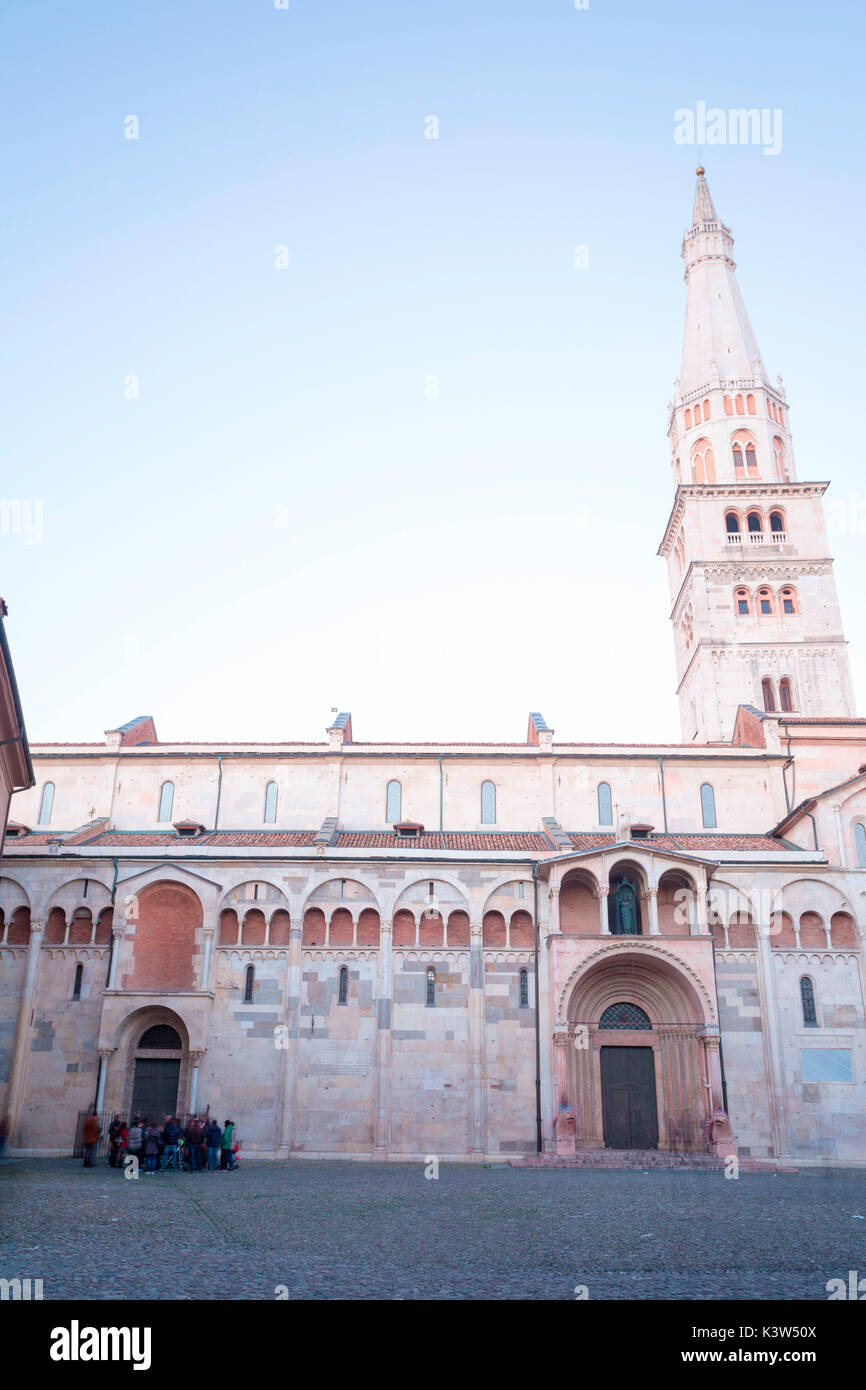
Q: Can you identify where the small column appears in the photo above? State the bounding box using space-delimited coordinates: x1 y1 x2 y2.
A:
200 927 216 992
96 1048 113 1112
548 885 561 935
700 1030 724 1113
372 919 394 1156
693 881 710 936
647 887 660 936
107 923 126 989
468 920 486 1158
553 1026 569 1107
189 1050 206 1114
6 919 44 1146
597 886 610 934
352 913 358 948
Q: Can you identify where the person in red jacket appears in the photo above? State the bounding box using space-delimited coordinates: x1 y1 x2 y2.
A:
82 1110 100 1168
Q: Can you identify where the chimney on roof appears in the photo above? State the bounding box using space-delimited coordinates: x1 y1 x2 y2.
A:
327 711 353 749
105 715 158 748
527 711 553 751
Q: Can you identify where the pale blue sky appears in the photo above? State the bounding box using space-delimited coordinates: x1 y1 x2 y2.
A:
2 0 864 744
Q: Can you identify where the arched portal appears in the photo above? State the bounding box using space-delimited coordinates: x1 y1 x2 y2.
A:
562 950 713 1153
109 1007 191 1123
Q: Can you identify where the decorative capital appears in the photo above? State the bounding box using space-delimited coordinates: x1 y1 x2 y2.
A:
380 918 393 935
549 886 560 899
203 926 215 939
189 1050 206 1066
30 918 44 935
98 1047 115 1063
597 886 610 899
111 922 127 938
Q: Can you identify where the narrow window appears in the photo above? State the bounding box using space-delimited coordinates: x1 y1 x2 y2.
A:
426 966 436 1007
597 782 613 826
338 965 348 1005
157 781 174 823
481 780 496 824
72 962 83 1001
685 407 692 429
745 445 758 475
762 677 776 712
725 512 740 534
702 398 710 420
746 394 756 415
519 969 529 1008
800 976 817 1028
779 677 793 712
747 511 763 533
340 880 347 898
732 444 744 476
253 883 259 900
781 588 796 615
855 823 866 868
517 881 525 899
700 783 717 829
386 780 402 823
264 781 278 823
735 588 750 616
758 588 773 615
244 964 254 1003
38 782 55 826
769 510 785 533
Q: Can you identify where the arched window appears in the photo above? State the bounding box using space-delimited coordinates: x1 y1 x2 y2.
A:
757 587 774 616
745 445 757 475
244 964 254 1003
735 587 751 616
480 780 496 824
264 781 278 823
725 511 741 534
800 976 817 1028
702 398 710 421
735 393 744 415
855 823 866 868
746 394 756 415
139 1025 181 1048
72 962 83 1000
597 782 613 826
724 395 733 415
762 677 776 712
599 1002 651 1030
519 968 529 1008
780 587 797 615
425 966 436 1007
157 781 174 823
684 407 692 429
746 511 763 534
779 677 794 712
769 509 785 533
691 438 715 483
700 783 717 829
338 965 348 1005
38 782 55 826
732 444 744 476
773 437 787 481
386 780 402 824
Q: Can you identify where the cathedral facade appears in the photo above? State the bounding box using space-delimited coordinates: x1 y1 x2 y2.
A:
2 172 865 1164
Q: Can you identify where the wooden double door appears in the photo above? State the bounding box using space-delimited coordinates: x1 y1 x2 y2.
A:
600 1046 659 1150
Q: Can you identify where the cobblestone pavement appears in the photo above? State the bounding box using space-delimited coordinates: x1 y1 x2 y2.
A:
2 1157 865 1300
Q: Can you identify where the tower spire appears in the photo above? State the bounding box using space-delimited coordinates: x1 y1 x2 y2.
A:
659 170 856 742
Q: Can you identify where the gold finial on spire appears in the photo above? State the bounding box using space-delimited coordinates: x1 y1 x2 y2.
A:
696 165 705 176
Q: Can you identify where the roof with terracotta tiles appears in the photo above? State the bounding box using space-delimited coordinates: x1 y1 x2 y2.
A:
567 831 790 853
333 831 554 850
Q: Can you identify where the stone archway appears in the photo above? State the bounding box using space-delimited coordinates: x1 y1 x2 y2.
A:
560 949 713 1153
105 1006 192 1122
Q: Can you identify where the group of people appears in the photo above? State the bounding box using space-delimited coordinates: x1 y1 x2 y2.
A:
82 1112 238 1172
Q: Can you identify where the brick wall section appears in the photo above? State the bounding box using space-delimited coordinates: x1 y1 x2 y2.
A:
123 882 202 991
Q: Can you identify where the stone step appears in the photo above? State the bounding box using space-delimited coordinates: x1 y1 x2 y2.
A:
513 1150 726 1171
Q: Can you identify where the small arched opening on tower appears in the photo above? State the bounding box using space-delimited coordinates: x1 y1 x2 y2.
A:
761 677 776 712
734 586 751 616
779 677 794 712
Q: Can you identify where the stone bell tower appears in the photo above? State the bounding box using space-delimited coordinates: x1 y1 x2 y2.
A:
658 168 856 742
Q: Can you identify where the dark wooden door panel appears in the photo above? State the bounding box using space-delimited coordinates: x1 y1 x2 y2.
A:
131 1058 180 1122
600 1046 658 1149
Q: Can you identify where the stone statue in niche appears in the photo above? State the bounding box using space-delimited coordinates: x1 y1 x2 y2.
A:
612 878 641 935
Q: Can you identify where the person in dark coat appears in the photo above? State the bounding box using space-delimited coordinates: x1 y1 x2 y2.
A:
186 1116 204 1171
205 1119 222 1171
143 1120 161 1174
108 1114 124 1167
161 1116 182 1170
